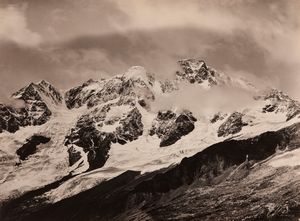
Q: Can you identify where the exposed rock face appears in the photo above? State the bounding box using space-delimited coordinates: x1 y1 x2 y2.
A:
12 81 59 126
0 101 50 134
158 59 221 94
65 106 143 170
65 79 105 109
177 59 218 86
24 101 51 126
286 103 300 121
218 112 248 137
150 110 197 147
0 104 22 133
259 89 300 121
115 108 143 143
67 146 82 166
34 80 63 105
210 112 227 123
65 115 114 170
16 135 51 161
160 80 178 93
159 59 254 95
0 81 62 133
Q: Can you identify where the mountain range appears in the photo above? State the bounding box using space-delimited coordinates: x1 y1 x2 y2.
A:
1 59 300 221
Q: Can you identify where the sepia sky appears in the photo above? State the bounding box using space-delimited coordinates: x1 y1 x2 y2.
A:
0 0 300 101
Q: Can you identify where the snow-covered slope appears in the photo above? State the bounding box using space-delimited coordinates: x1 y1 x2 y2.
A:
1 59 300 206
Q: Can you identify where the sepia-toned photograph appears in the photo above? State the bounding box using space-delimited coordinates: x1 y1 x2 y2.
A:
0 0 300 220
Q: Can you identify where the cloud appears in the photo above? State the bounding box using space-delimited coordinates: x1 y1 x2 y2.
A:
115 0 300 63
114 0 241 34
2 97 25 109
151 82 256 119
56 27 268 80
0 4 41 47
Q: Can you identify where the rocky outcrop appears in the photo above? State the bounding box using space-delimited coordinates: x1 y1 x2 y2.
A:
0 104 22 133
177 59 218 86
65 106 143 170
160 80 178 93
0 101 51 133
150 110 197 147
217 112 248 137
13 80 62 105
35 80 63 105
65 115 113 170
12 81 58 126
0 81 62 133
115 108 143 143
259 89 300 121
210 112 227 123
16 135 51 160
286 102 300 121
65 79 105 109
67 146 82 166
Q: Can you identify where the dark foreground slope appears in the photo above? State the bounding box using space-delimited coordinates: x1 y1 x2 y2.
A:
2 123 300 221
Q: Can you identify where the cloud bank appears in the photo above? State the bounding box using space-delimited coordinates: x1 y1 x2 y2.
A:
151 83 257 119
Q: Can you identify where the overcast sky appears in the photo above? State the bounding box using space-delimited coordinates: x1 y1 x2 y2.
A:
0 0 299 101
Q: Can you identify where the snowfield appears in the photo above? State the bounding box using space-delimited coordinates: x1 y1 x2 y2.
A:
0 107 84 201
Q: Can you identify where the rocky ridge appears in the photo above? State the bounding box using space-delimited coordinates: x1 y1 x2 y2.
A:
0 80 62 133
149 110 197 147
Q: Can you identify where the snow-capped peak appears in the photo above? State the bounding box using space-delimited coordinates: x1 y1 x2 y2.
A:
263 88 291 101
178 59 207 70
12 80 63 106
37 80 52 87
158 58 256 92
